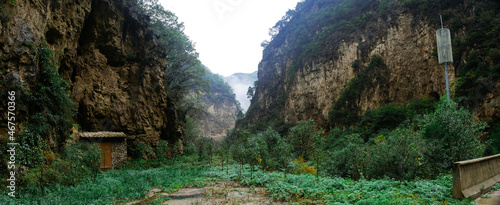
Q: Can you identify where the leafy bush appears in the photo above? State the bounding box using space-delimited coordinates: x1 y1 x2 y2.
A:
358 103 408 141
367 127 424 180
62 142 101 182
420 99 487 177
258 128 293 172
291 157 317 175
18 142 101 195
196 137 215 163
325 133 367 179
156 140 169 162
485 122 500 155
288 119 324 161
407 97 438 115
131 142 156 160
17 45 76 168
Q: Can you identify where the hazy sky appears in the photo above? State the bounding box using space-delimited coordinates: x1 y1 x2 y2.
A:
158 0 301 77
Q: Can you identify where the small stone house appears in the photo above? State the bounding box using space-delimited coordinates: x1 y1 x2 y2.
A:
77 132 127 169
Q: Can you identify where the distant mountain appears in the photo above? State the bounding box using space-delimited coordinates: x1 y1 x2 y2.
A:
224 71 258 112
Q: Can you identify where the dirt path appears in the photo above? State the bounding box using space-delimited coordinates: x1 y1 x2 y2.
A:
126 181 285 205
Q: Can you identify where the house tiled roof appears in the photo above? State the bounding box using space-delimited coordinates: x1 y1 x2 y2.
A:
77 131 126 138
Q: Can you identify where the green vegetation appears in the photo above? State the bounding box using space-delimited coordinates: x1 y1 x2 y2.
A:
485 122 500 155
448 0 500 111
132 0 208 105
1 166 210 204
206 165 476 204
0 45 104 199
234 98 486 181
202 69 238 108
2 162 485 204
326 98 486 180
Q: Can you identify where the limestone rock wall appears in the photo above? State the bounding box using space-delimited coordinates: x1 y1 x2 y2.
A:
284 14 450 128
246 4 499 129
197 92 239 141
0 0 182 150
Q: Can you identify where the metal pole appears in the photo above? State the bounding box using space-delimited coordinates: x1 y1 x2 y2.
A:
440 15 444 29
444 62 450 100
441 15 450 100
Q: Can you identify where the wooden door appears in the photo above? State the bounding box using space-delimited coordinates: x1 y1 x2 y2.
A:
99 143 112 168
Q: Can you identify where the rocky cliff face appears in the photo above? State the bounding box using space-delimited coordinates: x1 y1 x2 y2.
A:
245 0 500 129
197 92 239 140
0 0 182 149
194 71 240 140
283 14 448 128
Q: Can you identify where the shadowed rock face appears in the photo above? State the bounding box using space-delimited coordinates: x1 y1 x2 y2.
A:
0 0 182 150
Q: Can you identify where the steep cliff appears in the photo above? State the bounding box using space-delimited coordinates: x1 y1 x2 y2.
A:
0 0 191 152
243 0 500 130
196 71 239 140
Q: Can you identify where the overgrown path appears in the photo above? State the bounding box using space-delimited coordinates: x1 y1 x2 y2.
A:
126 181 283 205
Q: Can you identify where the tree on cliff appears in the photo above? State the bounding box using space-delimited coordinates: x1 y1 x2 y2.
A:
135 0 208 103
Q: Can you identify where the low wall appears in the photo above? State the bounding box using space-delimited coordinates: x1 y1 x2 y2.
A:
452 154 500 199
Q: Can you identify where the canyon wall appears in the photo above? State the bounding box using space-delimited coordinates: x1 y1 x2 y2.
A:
197 92 239 141
0 0 182 150
244 0 500 129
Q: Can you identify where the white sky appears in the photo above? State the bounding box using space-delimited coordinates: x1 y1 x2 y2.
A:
158 0 301 77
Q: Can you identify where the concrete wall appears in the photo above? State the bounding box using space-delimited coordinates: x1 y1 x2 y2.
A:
453 154 500 199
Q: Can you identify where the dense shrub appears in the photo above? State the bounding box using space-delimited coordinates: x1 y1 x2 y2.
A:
485 122 500 155
358 103 408 141
325 98 487 180
196 137 215 163
156 140 169 162
288 119 324 161
17 45 76 168
20 142 101 194
325 133 367 179
420 99 487 177
131 142 156 160
366 127 424 180
62 142 101 181
251 128 293 172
